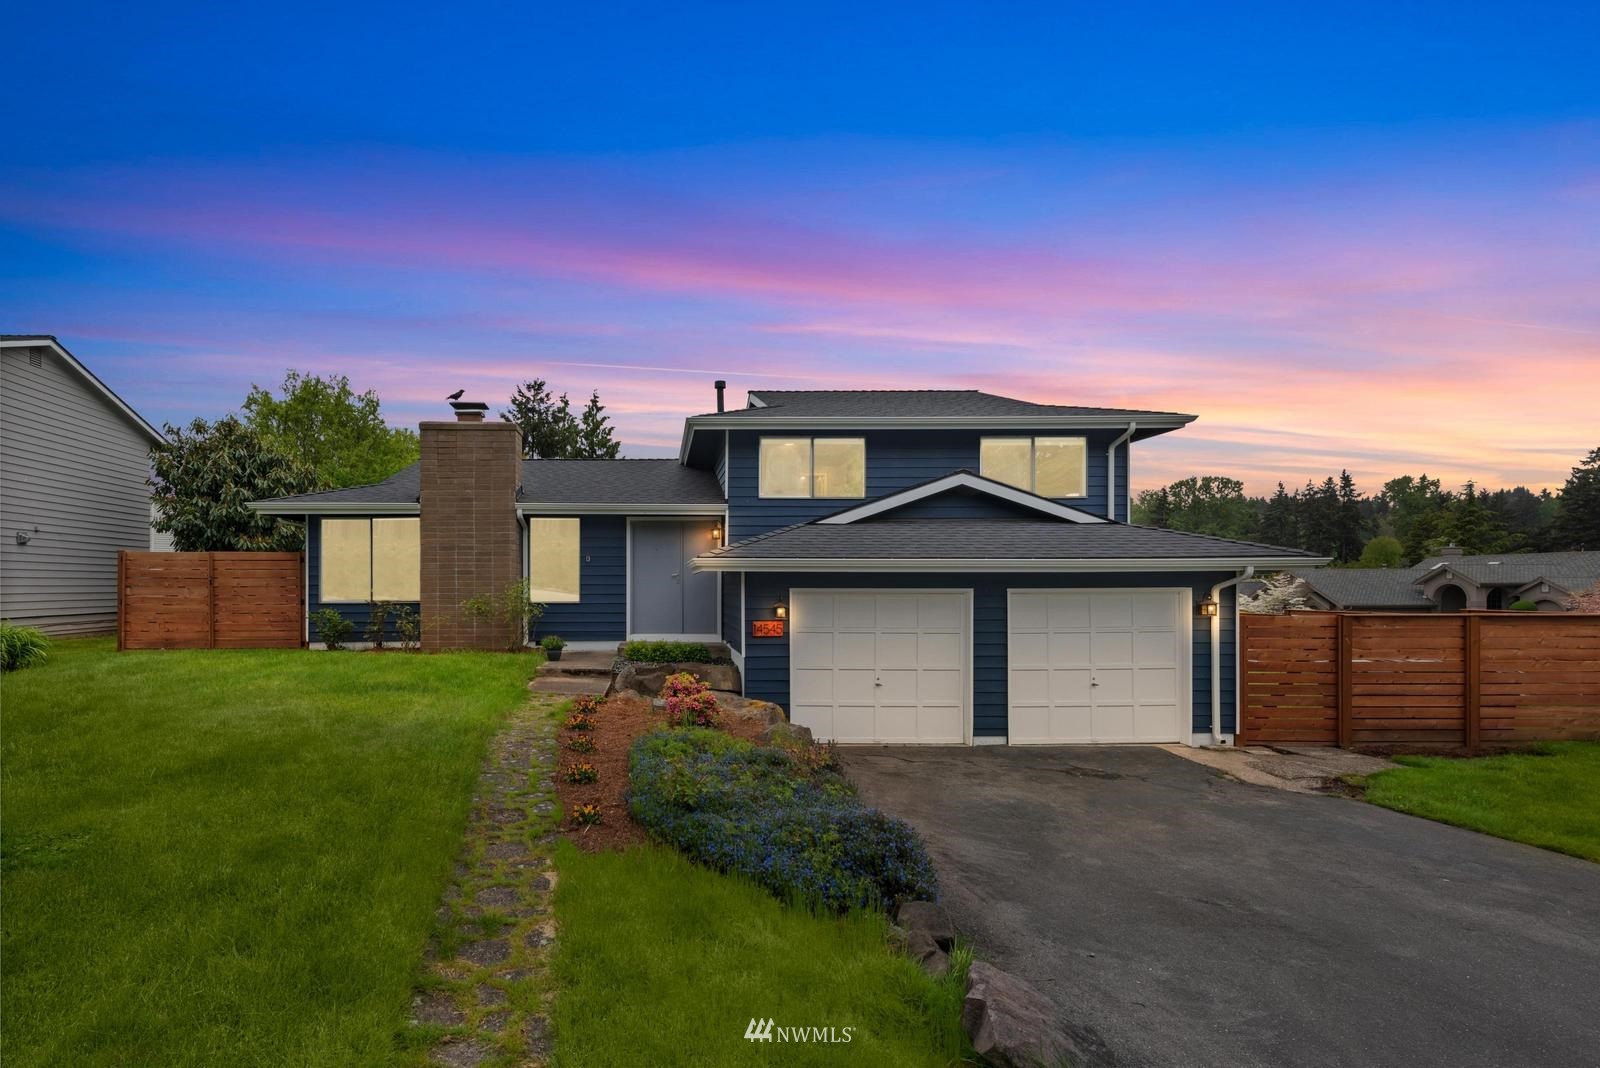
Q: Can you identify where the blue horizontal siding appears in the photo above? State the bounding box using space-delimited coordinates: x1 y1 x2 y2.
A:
721 571 743 653
306 517 420 643
727 429 1130 538
873 488 1050 520
532 515 626 643
741 570 1235 738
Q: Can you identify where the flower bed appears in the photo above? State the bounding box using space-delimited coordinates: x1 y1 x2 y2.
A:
628 727 938 912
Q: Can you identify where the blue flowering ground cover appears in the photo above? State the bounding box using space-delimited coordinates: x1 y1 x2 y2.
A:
628 727 938 912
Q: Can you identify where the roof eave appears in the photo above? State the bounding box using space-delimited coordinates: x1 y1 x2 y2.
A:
691 554 1331 573
2 337 166 444
248 501 419 515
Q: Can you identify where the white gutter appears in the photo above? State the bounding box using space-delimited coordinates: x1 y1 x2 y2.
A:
1209 566 1254 745
1106 421 1136 520
692 555 1327 573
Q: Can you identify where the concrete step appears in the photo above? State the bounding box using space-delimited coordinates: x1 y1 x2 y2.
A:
528 674 611 696
538 650 616 677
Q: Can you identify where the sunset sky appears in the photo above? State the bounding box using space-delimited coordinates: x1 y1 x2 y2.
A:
4 3 1597 496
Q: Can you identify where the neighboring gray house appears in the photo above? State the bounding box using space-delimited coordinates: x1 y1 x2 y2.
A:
0 336 165 634
1284 547 1600 613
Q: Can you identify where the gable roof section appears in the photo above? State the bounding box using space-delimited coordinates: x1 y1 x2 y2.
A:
679 388 1196 464
1290 567 1434 609
693 519 1326 572
816 471 1108 525
250 458 723 514
2 335 164 444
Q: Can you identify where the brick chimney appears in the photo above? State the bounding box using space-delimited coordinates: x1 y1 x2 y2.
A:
420 401 522 650
1439 544 1464 557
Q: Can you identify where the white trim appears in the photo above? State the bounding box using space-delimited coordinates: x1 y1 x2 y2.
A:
2 337 165 443
678 412 1193 463
1210 568 1254 745
816 471 1107 525
252 501 419 515
738 572 747 695
1006 587 1194 746
519 502 727 516
1191 732 1235 747
692 554 1332 573
788 587 975 746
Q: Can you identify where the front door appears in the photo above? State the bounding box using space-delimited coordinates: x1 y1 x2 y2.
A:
629 521 719 637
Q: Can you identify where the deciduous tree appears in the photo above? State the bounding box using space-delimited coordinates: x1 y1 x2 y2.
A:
243 370 418 488
150 416 317 551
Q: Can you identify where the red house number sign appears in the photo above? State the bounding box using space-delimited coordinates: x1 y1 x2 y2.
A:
751 619 785 638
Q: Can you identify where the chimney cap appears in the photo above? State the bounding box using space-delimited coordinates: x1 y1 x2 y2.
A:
449 399 490 422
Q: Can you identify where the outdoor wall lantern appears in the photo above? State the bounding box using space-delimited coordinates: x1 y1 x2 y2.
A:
711 520 723 544
1197 598 1219 618
773 599 788 620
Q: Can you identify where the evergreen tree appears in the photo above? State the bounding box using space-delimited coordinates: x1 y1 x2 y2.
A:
1255 482 1299 548
1553 446 1600 550
575 390 621 459
1334 470 1366 563
501 379 581 459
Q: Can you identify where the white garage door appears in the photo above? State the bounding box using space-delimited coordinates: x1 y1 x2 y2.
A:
790 590 969 743
1008 589 1188 744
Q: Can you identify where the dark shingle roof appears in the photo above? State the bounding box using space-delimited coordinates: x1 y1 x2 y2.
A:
1412 551 1600 592
697 389 1193 421
1289 567 1434 609
254 459 722 509
702 519 1322 563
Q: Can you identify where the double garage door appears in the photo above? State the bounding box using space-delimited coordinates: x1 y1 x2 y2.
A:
788 588 1190 745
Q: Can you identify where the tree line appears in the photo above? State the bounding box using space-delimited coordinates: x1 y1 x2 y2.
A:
1132 446 1600 566
150 374 620 552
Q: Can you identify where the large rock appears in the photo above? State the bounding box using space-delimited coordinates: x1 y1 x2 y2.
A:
615 660 740 697
905 928 950 978
760 720 813 746
714 691 786 725
895 900 955 951
962 961 1112 1067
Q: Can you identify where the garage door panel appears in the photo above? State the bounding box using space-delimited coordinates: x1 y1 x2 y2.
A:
1009 589 1186 744
789 590 969 744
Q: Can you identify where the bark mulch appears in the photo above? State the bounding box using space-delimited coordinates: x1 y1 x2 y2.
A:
552 694 768 852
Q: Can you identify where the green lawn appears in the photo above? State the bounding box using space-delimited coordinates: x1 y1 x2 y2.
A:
0 638 537 1068
549 842 972 1066
1361 742 1600 862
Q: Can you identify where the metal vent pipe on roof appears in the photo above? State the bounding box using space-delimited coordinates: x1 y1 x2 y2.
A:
714 380 726 412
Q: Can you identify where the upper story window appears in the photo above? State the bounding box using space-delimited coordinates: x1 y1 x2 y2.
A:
759 437 865 499
320 517 421 602
980 437 1087 498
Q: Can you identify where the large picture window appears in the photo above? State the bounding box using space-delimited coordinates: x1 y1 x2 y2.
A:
528 518 581 603
980 436 1087 498
758 437 865 499
319 517 420 602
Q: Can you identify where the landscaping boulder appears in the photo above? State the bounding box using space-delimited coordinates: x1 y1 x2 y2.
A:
895 900 955 951
759 720 813 746
713 691 786 726
962 961 1110 1068
905 928 950 978
615 660 740 697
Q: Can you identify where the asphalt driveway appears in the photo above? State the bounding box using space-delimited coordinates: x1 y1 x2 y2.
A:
842 746 1600 1068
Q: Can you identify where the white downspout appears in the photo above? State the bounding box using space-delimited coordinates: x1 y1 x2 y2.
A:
1209 566 1254 745
1107 421 1136 520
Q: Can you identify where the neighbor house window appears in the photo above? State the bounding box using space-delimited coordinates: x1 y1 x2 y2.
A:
980 436 1087 497
759 437 865 498
320 517 420 602
528 518 581 603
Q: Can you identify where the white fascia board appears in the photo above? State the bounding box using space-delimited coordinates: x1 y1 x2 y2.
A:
248 501 419 515
517 503 727 516
4 337 166 444
677 412 1194 463
691 554 1333 573
816 472 1107 525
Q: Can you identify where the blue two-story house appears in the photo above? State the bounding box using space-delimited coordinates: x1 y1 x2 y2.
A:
252 386 1326 747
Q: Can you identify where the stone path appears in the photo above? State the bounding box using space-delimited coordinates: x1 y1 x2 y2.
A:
412 695 565 1067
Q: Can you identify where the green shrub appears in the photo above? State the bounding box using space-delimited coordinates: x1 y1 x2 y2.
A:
461 579 545 652
0 620 49 672
309 608 354 650
364 601 394 648
540 634 567 651
621 640 714 663
1509 599 1538 611
393 605 421 650
629 727 937 912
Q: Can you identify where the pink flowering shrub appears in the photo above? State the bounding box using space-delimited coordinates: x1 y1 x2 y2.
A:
662 671 721 729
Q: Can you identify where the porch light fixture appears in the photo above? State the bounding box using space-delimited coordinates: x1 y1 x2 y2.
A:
711 520 723 544
773 599 788 620
1197 597 1219 618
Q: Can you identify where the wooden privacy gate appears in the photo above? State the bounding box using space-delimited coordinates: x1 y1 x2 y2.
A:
118 551 304 650
1239 612 1600 748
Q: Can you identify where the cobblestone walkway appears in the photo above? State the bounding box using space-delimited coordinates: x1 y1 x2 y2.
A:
411 695 564 1068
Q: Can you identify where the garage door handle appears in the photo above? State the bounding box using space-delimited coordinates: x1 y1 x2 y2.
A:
875 679 883 686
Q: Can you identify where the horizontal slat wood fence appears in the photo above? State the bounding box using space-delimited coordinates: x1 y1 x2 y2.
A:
118 552 303 650
1240 612 1600 747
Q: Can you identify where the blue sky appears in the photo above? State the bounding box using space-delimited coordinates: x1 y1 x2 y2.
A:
5 2 1598 490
